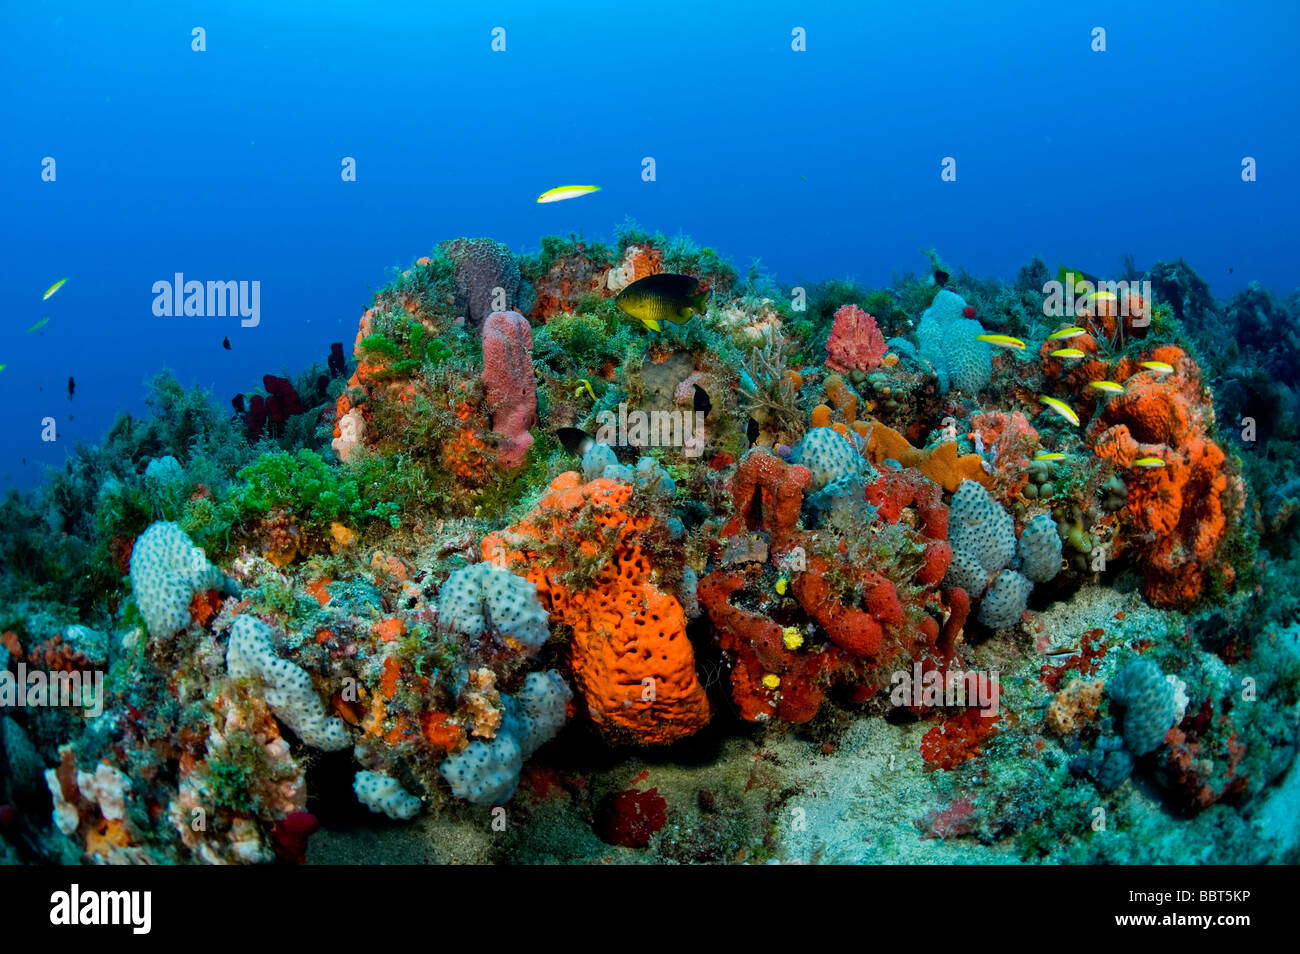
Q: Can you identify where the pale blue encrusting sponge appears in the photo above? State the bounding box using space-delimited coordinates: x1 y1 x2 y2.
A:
916 289 992 394
129 521 225 640
1108 660 1188 756
791 426 865 493
944 481 1062 628
440 670 572 804
437 561 550 652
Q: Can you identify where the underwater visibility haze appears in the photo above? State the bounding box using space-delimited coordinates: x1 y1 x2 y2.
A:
1 0 1299 870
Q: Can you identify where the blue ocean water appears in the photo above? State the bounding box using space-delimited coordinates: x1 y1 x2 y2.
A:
1 0 1296 489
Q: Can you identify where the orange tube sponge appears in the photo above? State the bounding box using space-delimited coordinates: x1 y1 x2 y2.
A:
720 450 812 554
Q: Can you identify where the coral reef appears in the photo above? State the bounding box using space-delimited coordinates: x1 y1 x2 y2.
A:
1 232 1295 867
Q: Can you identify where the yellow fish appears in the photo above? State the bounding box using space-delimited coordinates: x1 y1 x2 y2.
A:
976 333 1026 350
1088 380 1125 394
573 379 596 400
42 278 68 300
1050 348 1085 359
1047 327 1086 340
1034 451 1066 461
615 273 710 331
536 185 601 203
1133 456 1166 468
775 577 789 596
1141 360 1174 375
1039 396 1080 426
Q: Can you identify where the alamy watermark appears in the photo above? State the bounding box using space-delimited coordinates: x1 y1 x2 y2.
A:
890 664 1000 716
1043 273 1151 326
152 274 260 327
594 402 706 458
0 664 104 717
50 884 151 934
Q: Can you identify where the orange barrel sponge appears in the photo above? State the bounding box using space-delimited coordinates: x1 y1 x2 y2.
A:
482 472 710 745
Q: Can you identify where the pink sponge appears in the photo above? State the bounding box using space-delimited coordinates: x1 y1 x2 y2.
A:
481 310 537 469
825 304 886 372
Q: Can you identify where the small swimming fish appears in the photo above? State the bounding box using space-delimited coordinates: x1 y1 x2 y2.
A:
1033 452 1067 461
537 185 601 204
556 426 594 456
747 416 760 446
1049 348 1085 359
1047 326 1086 341
1140 360 1174 375
1133 456 1167 468
573 379 595 400
615 273 711 331
26 318 49 333
0 364 6 372
693 384 711 418
222 336 231 350
1088 380 1125 394
1039 396 1080 426
67 376 75 398
42 278 68 300
1091 290 1118 302
932 268 950 287
1044 647 1080 660
976 333 1026 350
1056 264 1101 293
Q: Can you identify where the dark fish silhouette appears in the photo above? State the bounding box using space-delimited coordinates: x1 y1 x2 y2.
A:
933 269 950 287
223 336 231 350
746 416 759 446
67 376 75 398
693 384 711 418
557 426 594 456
